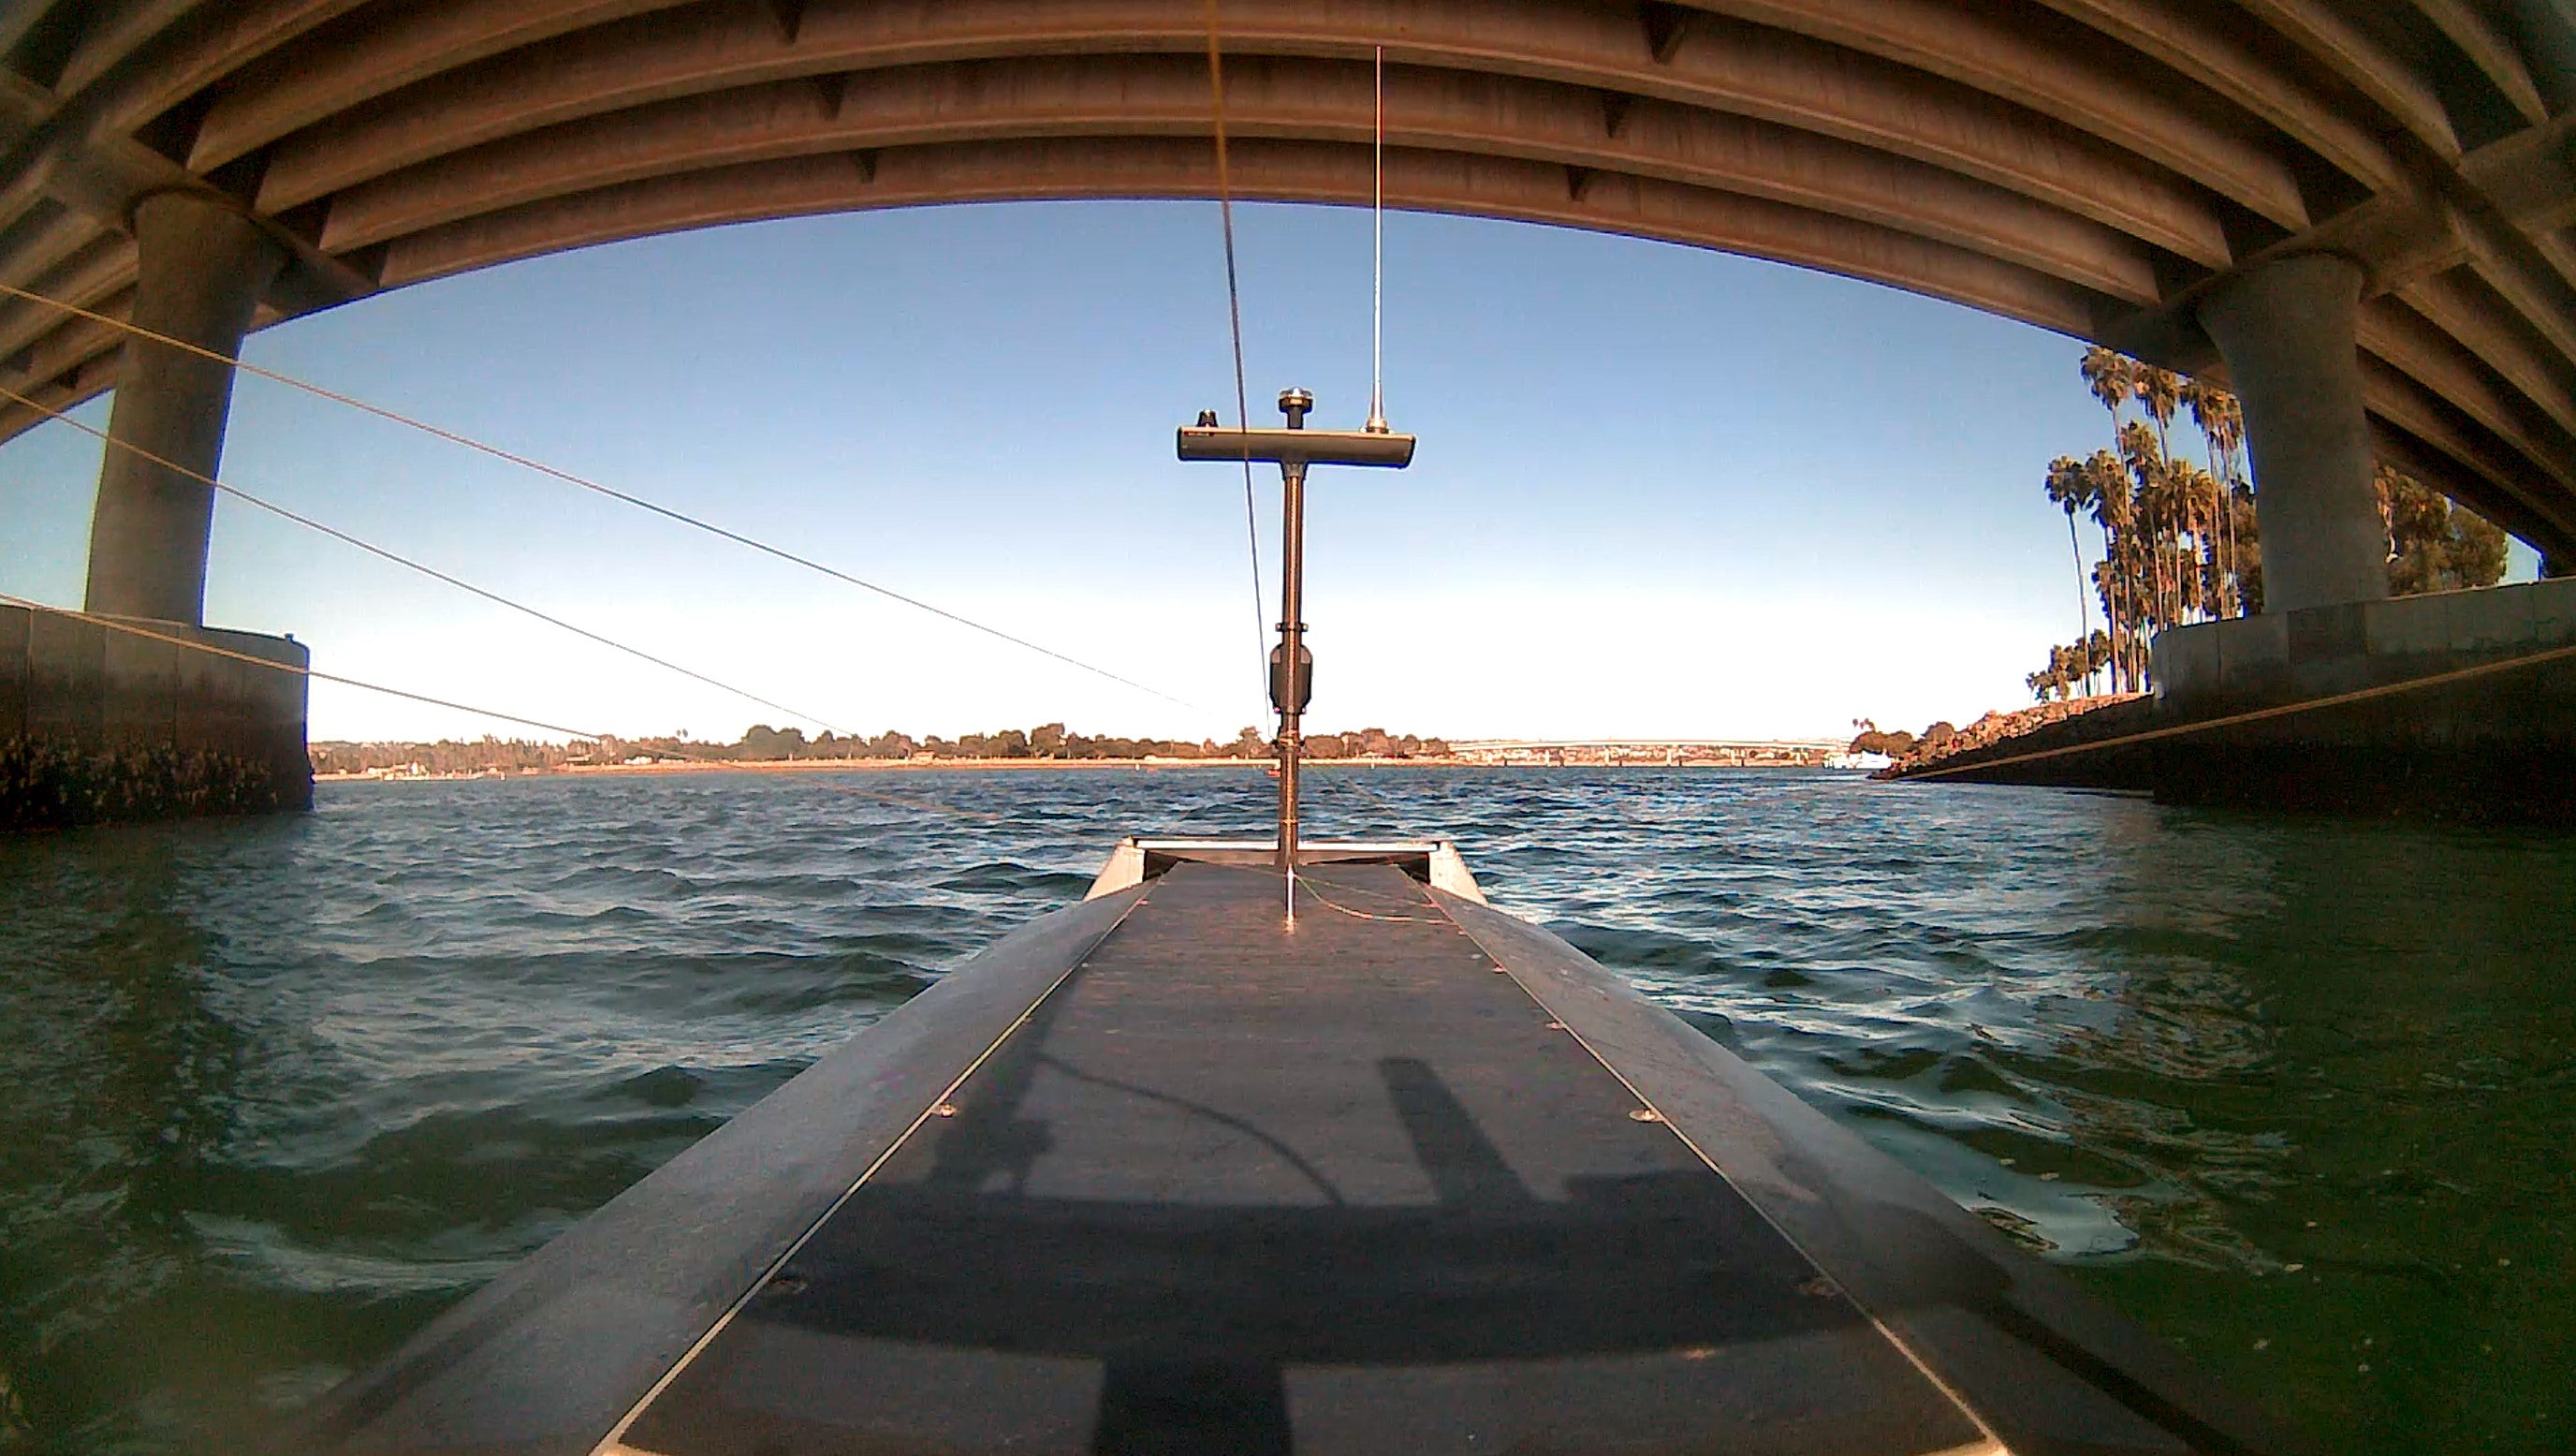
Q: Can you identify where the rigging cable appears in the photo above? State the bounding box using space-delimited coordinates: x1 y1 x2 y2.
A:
3 383 847 738
0 592 1005 821
1288 868 1441 924
1317 759 1413 833
1 590 627 742
1201 0 1268 710
0 280 1205 715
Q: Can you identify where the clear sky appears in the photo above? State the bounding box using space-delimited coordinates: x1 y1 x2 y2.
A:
0 200 2538 745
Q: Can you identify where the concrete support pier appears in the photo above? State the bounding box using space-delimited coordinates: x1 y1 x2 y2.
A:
1894 579 2576 823
2 603 311 821
82 192 285 625
4 193 309 828
1898 254 2576 818
2197 253 2390 615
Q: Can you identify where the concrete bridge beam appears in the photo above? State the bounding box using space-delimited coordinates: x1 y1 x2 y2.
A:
81 190 283 625
2197 252 2391 615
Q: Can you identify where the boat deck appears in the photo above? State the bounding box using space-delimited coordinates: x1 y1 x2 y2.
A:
612 860 1996 1456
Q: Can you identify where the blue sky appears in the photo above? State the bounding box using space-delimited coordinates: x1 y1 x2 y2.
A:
0 200 2532 744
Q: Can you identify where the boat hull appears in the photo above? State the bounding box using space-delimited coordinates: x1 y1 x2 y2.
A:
304 852 2288 1456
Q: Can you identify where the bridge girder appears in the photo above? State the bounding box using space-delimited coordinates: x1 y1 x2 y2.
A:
1 0 2573 557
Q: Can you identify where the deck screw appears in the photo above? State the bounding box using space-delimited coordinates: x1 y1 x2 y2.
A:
1629 1108 1662 1123
1545 1021 1567 1030
931 1103 959 1118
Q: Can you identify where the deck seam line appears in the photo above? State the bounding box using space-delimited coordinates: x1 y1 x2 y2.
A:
1436 893 2012 1456
585 883 1158 1456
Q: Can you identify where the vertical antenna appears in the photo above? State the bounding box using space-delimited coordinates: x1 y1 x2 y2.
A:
1368 43 1388 434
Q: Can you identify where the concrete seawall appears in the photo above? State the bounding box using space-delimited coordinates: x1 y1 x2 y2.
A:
1895 578 2576 822
1 604 311 817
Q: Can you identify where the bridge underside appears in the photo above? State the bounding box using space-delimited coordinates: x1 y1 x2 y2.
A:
3 0 2575 566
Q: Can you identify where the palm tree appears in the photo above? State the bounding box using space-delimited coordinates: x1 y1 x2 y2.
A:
2136 366 2183 448
2055 351 2271 689
2081 346 2136 427
2081 630 2112 692
2220 395 2247 603
2119 418 2173 635
2078 347 2137 681
2180 381 2246 616
2175 461 2224 619
2091 559 2132 690
2043 455 2097 669
2136 368 2192 625
2028 646 2070 703
2084 449 2134 689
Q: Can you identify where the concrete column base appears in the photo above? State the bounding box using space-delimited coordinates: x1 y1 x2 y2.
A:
2152 576 2576 711
1 603 311 823
1891 581 2576 822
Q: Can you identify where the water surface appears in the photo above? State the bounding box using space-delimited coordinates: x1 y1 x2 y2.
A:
1 769 2567 1452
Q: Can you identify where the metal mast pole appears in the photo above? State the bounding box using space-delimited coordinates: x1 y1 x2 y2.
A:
1275 388 1312 922
1177 397 1412 926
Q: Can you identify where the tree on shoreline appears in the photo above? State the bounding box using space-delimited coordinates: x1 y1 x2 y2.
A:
2378 464 2508 596
2043 455 2094 660
2030 351 2510 701
311 721 1459 773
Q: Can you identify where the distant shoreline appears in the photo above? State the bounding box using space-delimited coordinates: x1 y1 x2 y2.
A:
321 757 1408 782
315 757 1854 783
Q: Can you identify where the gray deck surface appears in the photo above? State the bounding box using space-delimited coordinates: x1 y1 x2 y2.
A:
616 861 1992 1455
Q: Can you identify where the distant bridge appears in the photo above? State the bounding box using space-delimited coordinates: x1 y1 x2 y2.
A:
1444 738 1849 765
1447 739 1846 751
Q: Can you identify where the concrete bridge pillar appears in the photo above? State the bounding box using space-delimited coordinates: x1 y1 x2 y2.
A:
2195 253 2389 615
82 192 285 625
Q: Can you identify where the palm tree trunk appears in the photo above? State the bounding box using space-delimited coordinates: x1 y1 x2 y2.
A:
2112 553 2131 692
2223 440 2244 616
2186 479 2205 624
2067 514 2091 648
2202 500 2218 622
2100 554 2119 693
2117 557 2132 693
2149 416 2176 637
2149 530 2164 640
2216 403 2237 617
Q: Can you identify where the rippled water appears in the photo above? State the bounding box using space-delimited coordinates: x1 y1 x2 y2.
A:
1 768 2569 1453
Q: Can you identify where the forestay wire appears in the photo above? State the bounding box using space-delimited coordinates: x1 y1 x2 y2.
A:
3 382 849 738
0 590 631 743
0 280 1203 716
0 591 1006 822
1201 1 1268 713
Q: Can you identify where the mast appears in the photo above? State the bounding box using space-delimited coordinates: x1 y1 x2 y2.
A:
1178 397 1414 922
1275 387 1312 913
